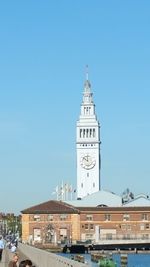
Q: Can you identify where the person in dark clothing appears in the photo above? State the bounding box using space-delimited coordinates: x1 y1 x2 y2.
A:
0 236 4 261
19 259 33 267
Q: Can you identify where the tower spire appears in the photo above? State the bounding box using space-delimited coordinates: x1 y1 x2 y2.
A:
84 65 91 93
86 64 89 81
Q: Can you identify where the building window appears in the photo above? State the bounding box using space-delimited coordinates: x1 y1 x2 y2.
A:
142 213 148 221
145 223 150 229
140 224 145 230
86 215 93 221
33 215 40 222
47 214 53 221
85 224 88 230
87 173 89 177
90 224 94 230
93 183 95 188
33 228 41 242
123 214 130 221
60 228 67 237
60 214 67 221
105 214 111 221
81 183 83 188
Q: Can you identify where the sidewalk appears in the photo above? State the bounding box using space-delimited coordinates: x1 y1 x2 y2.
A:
0 249 9 267
0 248 32 267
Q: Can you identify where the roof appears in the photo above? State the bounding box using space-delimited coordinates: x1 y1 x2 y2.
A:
123 194 150 207
65 190 122 207
21 200 80 214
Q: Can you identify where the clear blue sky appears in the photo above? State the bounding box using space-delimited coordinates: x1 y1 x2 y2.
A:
0 1 150 214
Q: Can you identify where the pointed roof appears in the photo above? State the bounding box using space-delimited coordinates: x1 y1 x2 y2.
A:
21 200 80 214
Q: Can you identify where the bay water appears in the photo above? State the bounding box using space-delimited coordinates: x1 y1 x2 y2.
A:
59 252 150 267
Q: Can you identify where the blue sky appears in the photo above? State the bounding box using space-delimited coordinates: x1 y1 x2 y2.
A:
0 1 150 214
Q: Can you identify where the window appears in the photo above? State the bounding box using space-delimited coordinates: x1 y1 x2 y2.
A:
33 228 41 242
123 214 130 221
90 129 92 137
140 224 144 230
60 214 67 221
60 228 67 237
105 214 111 221
86 215 93 221
142 213 148 221
33 215 40 222
85 224 88 230
145 223 150 229
90 224 94 230
80 129 82 138
93 183 95 188
47 214 53 221
81 183 83 188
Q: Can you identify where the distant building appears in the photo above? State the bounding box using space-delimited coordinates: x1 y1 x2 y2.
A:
21 195 150 244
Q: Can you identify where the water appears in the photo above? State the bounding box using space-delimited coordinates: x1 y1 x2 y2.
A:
58 252 150 267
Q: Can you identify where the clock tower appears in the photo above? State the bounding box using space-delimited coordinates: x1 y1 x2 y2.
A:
76 71 101 198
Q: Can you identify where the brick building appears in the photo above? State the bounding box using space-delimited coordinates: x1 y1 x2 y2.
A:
21 191 150 244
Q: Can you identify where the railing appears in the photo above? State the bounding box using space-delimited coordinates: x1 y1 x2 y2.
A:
18 243 88 267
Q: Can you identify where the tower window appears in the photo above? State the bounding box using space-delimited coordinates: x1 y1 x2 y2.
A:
83 129 85 138
80 129 82 138
81 183 83 188
86 129 88 137
87 173 89 177
90 129 92 137
93 183 95 187
93 128 96 137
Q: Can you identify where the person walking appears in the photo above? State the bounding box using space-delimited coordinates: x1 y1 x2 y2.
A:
8 253 19 267
0 236 4 261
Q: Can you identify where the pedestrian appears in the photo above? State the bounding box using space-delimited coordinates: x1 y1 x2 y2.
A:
8 253 19 267
19 259 33 267
10 243 17 253
0 236 4 261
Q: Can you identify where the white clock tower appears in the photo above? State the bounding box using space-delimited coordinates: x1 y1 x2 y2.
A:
76 72 101 198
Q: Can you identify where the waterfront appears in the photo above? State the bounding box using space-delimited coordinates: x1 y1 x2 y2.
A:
59 252 150 267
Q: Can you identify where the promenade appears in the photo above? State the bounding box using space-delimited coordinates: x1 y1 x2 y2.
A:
0 243 88 267
0 247 29 267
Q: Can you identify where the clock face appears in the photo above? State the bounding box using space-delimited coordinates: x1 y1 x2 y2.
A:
80 154 96 169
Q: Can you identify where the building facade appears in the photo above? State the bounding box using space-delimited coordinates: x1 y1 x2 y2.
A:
21 200 150 245
76 73 101 198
